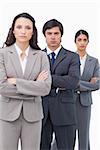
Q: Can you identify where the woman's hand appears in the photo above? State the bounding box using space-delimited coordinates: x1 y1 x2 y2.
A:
7 78 16 85
36 70 48 81
90 77 99 84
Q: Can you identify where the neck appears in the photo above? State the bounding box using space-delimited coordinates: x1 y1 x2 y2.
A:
77 50 86 58
48 45 60 51
16 41 29 51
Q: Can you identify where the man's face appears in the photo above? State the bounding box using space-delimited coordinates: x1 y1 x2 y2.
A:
44 27 62 50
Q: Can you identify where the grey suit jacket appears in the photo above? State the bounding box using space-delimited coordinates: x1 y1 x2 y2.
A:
79 54 100 106
0 45 51 122
42 47 80 126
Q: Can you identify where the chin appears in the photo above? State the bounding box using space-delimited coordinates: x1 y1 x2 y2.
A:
19 40 28 43
79 48 85 51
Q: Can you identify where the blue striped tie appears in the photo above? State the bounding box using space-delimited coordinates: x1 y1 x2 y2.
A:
51 52 55 65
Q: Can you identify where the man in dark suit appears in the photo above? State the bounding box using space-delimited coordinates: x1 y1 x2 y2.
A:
40 19 80 150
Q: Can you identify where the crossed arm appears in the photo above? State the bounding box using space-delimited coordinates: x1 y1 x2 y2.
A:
79 59 100 91
0 50 51 99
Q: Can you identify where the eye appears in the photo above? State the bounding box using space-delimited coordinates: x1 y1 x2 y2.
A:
77 38 82 42
16 25 22 29
25 26 32 30
83 39 87 42
47 32 52 35
54 32 59 35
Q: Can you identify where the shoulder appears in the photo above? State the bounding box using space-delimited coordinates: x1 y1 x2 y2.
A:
0 45 13 54
37 49 47 56
31 48 48 58
0 47 7 53
62 47 79 58
87 54 99 63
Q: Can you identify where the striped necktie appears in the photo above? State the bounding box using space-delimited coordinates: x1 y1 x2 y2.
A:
51 52 55 65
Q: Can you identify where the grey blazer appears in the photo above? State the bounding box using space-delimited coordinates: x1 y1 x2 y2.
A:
79 54 100 106
42 47 80 125
0 45 51 122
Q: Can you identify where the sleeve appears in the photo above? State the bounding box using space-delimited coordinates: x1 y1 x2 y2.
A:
79 59 100 91
0 50 35 100
16 52 51 96
52 54 80 90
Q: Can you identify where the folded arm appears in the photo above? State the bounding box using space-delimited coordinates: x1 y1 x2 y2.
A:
0 50 51 99
9 52 51 96
79 59 100 91
52 54 80 90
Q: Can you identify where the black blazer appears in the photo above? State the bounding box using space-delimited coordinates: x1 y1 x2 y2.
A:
42 47 80 126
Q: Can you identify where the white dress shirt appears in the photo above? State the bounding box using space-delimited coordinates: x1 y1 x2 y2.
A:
14 43 29 74
46 45 62 93
80 54 87 76
46 45 62 59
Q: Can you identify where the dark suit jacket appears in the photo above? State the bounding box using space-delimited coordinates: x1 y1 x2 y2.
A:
42 47 80 126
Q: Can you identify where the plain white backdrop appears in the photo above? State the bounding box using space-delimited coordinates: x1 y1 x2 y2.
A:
0 0 100 150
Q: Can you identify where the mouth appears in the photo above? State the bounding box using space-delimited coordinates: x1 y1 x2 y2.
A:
80 46 85 48
50 41 56 44
19 36 27 38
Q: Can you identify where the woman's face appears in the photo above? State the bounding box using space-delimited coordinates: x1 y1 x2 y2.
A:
13 17 33 44
75 34 89 51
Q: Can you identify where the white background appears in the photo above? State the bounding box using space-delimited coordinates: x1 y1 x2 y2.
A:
0 0 100 150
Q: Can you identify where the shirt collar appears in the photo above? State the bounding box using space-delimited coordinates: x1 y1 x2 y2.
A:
80 53 87 61
46 45 62 57
76 51 87 60
14 43 30 57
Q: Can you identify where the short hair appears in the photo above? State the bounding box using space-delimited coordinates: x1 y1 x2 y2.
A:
4 12 40 49
42 19 64 37
74 29 89 43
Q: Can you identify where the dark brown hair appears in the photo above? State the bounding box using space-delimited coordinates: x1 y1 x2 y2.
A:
3 12 40 50
74 29 89 43
42 19 64 37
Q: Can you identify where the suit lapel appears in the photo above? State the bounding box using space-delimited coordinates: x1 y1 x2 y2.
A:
23 47 38 79
52 47 67 72
8 45 23 78
43 47 67 73
81 55 92 79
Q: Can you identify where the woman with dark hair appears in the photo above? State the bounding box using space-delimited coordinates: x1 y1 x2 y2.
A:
0 12 51 150
4 12 40 49
74 29 99 150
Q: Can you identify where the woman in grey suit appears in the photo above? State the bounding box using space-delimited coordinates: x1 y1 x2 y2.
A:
74 30 100 150
0 13 51 150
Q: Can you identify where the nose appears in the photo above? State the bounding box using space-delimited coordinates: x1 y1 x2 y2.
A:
51 34 55 39
21 28 26 34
